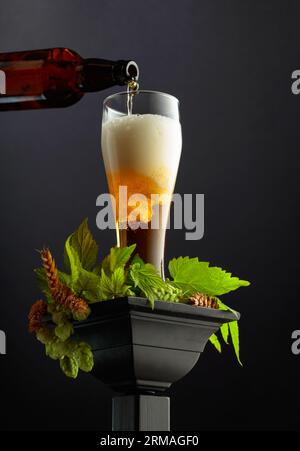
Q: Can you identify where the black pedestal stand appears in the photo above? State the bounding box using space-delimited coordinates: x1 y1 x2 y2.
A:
74 297 238 432
112 395 170 431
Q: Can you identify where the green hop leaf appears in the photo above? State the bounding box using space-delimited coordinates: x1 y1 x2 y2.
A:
209 333 222 353
99 267 132 300
82 289 99 303
169 256 250 296
217 299 240 319
211 299 241 364
58 270 72 289
101 244 136 275
220 323 229 344
73 267 101 301
129 263 166 308
64 218 98 271
229 320 242 366
131 254 144 267
64 235 81 287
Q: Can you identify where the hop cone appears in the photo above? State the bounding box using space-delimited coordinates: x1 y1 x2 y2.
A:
40 248 90 320
28 299 47 333
152 284 183 302
188 292 218 309
60 355 79 379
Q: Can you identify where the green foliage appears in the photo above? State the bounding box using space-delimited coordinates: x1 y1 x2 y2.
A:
55 322 74 342
63 220 101 301
209 334 222 353
101 244 136 275
45 339 67 360
73 268 100 299
35 267 73 302
99 267 133 300
33 218 250 378
59 341 93 378
60 355 79 379
129 263 166 308
229 320 242 365
169 256 250 296
72 305 91 322
73 342 94 373
58 270 72 289
51 309 69 325
220 323 229 344
34 268 53 303
217 298 240 319
41 325 94 378
61 220 136 303
36 327 54 345
131 254 144 267
64 218 98 271
64 234 81 287
150 283 184 302
209 300 242 365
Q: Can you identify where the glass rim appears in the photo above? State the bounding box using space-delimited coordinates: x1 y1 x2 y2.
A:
103 89 180 107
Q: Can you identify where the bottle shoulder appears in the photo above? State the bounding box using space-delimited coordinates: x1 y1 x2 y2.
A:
0 47 82 63
49 48 82 63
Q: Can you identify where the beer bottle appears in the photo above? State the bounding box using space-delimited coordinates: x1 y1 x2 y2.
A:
0 47 139 111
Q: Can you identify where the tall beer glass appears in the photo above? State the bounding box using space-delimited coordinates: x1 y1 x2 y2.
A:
101 91 182 277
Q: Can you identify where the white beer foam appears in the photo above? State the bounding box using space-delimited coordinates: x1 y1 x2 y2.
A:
102 114 182 190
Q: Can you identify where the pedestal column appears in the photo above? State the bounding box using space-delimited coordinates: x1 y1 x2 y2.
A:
112 395 170 431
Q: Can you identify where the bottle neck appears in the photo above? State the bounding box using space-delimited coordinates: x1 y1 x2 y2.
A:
79 58 139 92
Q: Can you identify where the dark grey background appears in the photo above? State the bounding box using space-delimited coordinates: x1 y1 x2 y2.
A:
0 0 299 431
